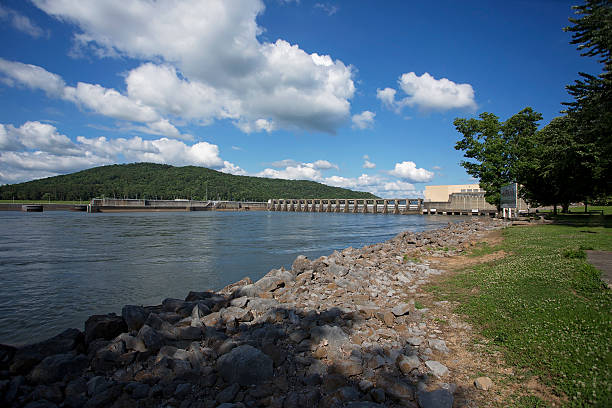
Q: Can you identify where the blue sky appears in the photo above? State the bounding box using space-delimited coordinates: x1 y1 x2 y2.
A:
0 0 600 197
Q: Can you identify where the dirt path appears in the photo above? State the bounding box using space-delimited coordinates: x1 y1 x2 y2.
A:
418 229 563 407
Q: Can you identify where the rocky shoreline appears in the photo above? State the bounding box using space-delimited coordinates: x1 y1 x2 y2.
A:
0 218 507 408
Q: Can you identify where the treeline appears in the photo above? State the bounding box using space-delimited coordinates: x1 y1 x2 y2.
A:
0 163 378 202
454 0 611 212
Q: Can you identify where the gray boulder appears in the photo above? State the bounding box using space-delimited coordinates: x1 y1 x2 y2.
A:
121 305 148 331
391 303 411 317
254 276 284 292
310 325 349 356
235 284 263 298
417 389 454 408
84 314 127 345
245 298 279 315
9 329 83 374
216 345 273 386
137 325 163 351
185 291 215 301
220 306 252 322
29 353 88 384
328 261 349 277
291 255 311 275
425 360 449 377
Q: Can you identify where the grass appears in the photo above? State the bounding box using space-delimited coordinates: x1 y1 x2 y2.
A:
468 241 502 258
0 199 86 204
414 300 426 310
569 205 612 215
403 254 422 263
427 223 612 407
537 205 612 215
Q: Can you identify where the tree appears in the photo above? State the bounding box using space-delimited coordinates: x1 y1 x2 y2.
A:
563 0 612 199
454 108 542 209
521 116 591 212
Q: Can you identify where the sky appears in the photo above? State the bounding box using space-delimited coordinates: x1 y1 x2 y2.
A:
0 0 601 197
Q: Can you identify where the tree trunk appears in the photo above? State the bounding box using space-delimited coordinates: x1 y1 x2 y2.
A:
584 200 588 213
553 204 557 215
562 202 570 213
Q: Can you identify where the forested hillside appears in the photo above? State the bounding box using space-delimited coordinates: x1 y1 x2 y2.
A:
0 163 378 202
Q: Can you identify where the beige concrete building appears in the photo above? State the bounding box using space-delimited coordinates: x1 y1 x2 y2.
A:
424 184 483 202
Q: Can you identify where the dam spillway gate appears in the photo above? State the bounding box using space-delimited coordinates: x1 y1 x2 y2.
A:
268 199 424 214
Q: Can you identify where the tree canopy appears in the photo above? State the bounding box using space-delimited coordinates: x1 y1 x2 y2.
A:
455 1 611 211
0 163 379 202
454 108 542 209
563 0 612 199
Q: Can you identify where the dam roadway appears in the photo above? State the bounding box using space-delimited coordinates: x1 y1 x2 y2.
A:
1 196 499 216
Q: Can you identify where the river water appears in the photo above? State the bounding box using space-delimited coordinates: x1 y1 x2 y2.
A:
0 211 466 345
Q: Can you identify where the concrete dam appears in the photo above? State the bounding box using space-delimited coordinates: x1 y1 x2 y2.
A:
267 194 500 216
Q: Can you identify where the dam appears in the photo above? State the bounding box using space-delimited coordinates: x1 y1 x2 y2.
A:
267 196 500 216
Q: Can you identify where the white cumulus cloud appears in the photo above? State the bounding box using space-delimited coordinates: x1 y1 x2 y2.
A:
0 5 46 38
363 160 376 169
0 58 65 97
32 0 356 133
378 72 476 112
0 121 240 184
351 110 375 129
389 161 434 182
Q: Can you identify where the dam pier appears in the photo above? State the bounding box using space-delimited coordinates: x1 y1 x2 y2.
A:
268 197 499 216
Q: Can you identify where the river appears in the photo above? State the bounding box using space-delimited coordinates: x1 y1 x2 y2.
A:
0 210 467 345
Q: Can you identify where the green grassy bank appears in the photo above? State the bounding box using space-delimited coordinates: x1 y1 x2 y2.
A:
428 223 612 407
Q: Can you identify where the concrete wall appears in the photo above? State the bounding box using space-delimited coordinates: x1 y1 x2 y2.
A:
424 184 482 202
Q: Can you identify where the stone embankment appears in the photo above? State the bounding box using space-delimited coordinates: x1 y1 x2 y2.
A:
0 219 506 408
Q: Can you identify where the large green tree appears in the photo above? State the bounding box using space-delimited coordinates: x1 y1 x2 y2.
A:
521 116 591 212
454 108 542 209
563 0 612 199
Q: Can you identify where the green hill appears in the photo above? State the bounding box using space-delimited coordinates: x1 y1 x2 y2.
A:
0 163 378 202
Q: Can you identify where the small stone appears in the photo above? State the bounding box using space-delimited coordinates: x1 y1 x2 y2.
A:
370 387 385 403
175 326 203 340
428 339 449 354
474 376 493 391
87 376 111 396
376 376 414 401
358 380 373 392
23 401 58 408
261 342 287 367
382 311 395 327
425 360 449 377
406 336 423 346
32 384 64 403
217 383 240 403
335 385 360 402
391 303 411 317
397 354 420 374
332 358 363 377
125 382 149 399
174 383 192 399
